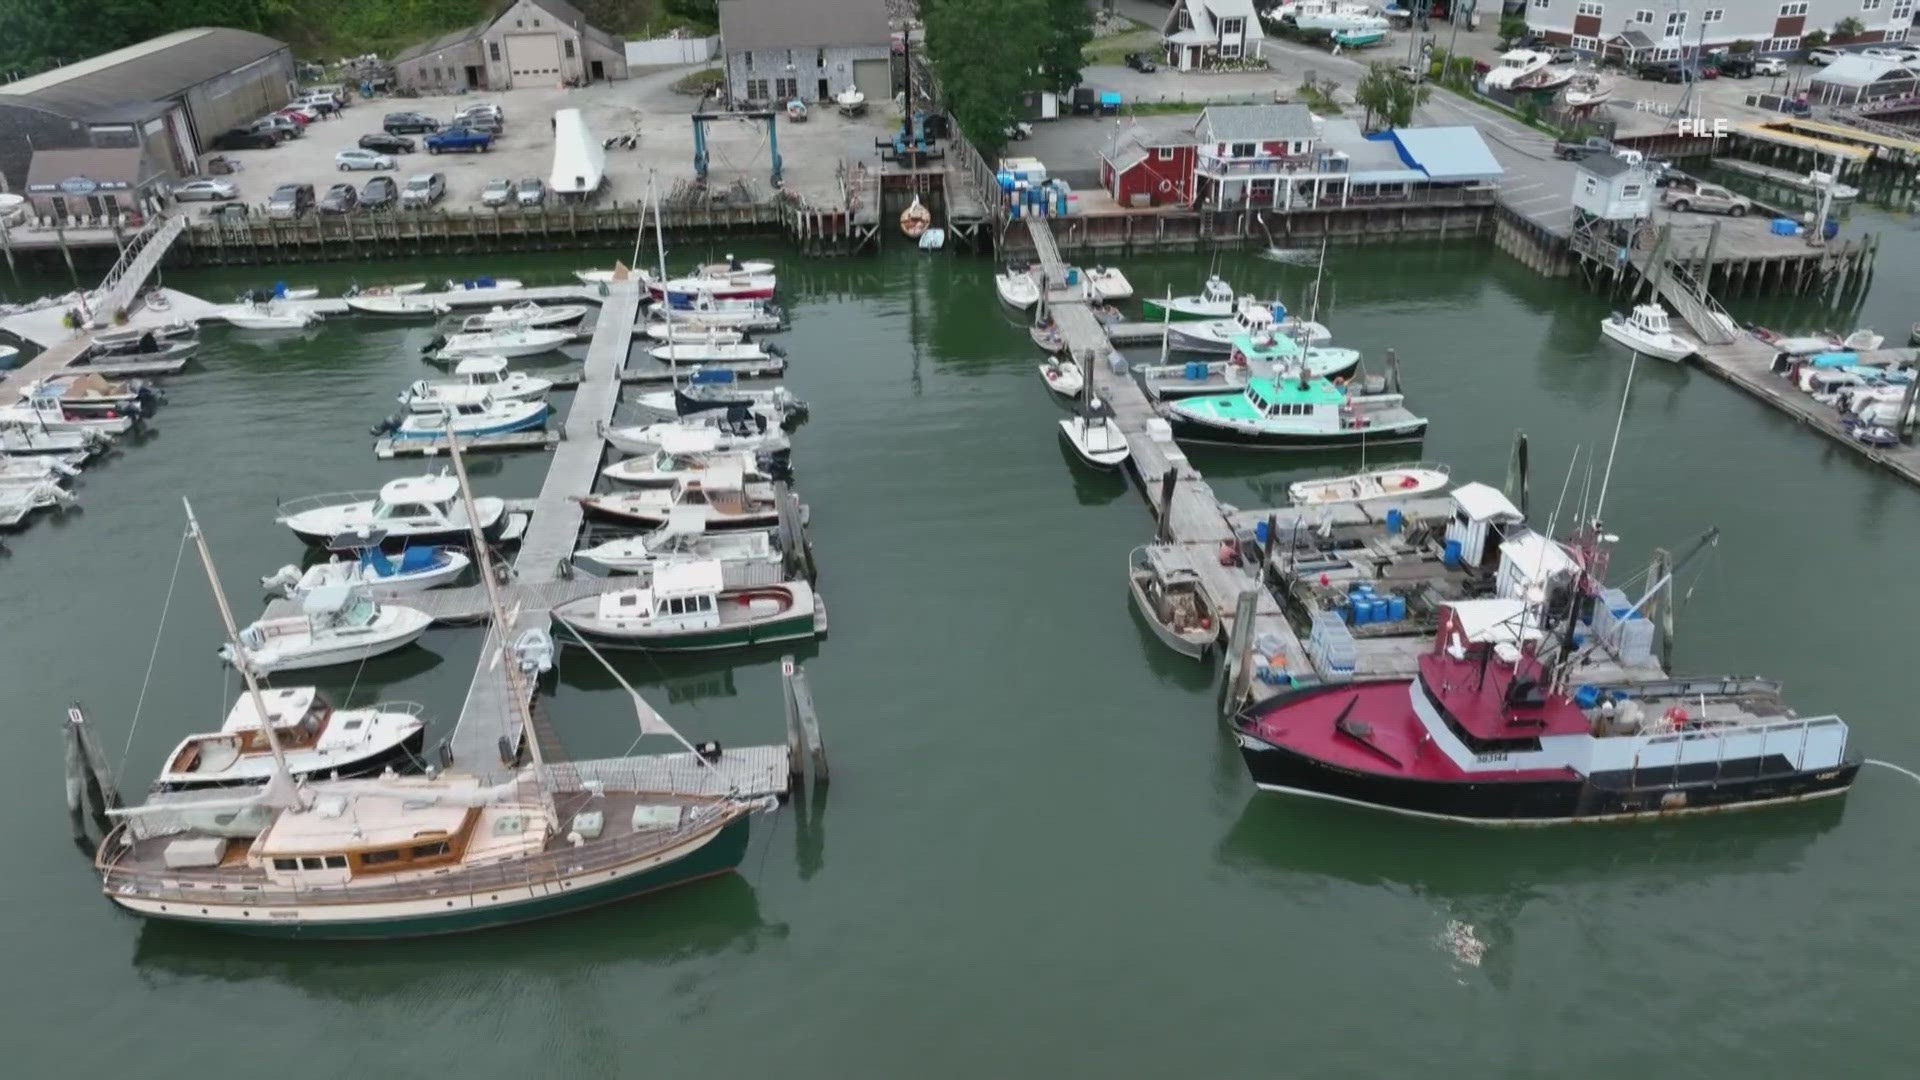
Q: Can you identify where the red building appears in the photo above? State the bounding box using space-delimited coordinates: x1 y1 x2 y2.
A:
1101 124 1199 207
1100 104 1344 211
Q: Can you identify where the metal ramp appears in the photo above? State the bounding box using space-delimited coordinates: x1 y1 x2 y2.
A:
87 215 187 326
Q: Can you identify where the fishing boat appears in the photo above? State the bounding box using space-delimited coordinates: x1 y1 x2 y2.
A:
1039 356 1083 398
1288 463 1451 506
996 264 1041 310
18 373 159 416
277 471 521 548
578 468 781 531
460 302 590 331
383 395 549 441
1169 298 1332 353
444 276 525 292
0 394 138 435
1142 276 1237 322
553 560 821 652
401 357 553 411
0 419 108 457
219 584 433 674
1085 266 1133 301
649 340 781 365
1600 304 1698 362
1139 333 1361 400
425 325 573 360
603 441 787 488
652 293 785 330
91 320 195 351
345 294 449 319
153 687 427 793
1127 546 1218 659
1164 370 1428 449
574 510 782 577
261 543 471 599
220 303 321 331
1059 403 1130 470
603 410 789 457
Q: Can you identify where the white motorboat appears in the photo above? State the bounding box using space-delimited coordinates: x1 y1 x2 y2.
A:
648 272 776 301
262 544 471 599
995 265 1041 310
1484 49 1573 92
0 480 76 525
444 276 524 292
240 284 318 302
0 397 136 435
426 325 573 360
577 467 781 530
553 561 818 652
1562 71 1614 109
650 294 785 330
603 412 790 456
695 256 776 277
1839 328 1884 352
152 687 427 792
1288 464 1452 506
634 383 807 426
92 320 195 352
1601 304 1698 362
574 508 782 576
1169 298 1332 353
0 420 108 457
219 584 433 675
1039 357 1084 398
574 264 635 285
649 340 780 364
346 281 427 297
385 395 550 441
0 451 82 484
401 357 553 411
644 322 745 344
1143 276 1238 322
460 302 590 331
1283 1 1390 34
602 431 787 487
1127 545 1219 660
1085 266 1134 301
276 471 518 548
1059 408 1130 470
220 303 321 331
18 372 159 416
835 86 867 113
345 294 449 319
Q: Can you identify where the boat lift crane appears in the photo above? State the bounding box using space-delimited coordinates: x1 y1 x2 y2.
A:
691 110 782 188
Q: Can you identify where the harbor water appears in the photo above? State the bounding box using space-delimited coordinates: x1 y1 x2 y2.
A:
5 224 1918 1075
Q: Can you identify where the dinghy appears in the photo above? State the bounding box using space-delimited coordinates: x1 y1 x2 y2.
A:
219 584 432 674
1086 266 1134 301
277 471 519 548
1287 464 1451 506
152 687 427 793
1031 319 1067 354
401 357 553 411
345 294 449 319
1039 357 1084 398
425 325 573 360
602 434 788 488
262 542 471 598
384 395 550 441
1142 276 1237 321
18 373 158 416
1127 546 1218 659
91 321 195 353
995 264 1041 310
1058 404 1130 470
444 276 524 292
553 560 820 652
574 509 783 577
1600 303 1697 362
220 303 321 331
460 301 590 331
649 339 780 365
576 467 781 530
602 410 790 456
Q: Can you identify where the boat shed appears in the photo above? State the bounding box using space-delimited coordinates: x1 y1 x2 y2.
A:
391 0 629 93
21 148 168 224
1806 57 1920 108
1443 482 1525 570
1571 153 1654 221
1374 127 1505 186
717 0 893 106
0 28 293 191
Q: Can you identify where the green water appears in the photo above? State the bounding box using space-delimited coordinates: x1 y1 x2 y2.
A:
6 221 1919 1076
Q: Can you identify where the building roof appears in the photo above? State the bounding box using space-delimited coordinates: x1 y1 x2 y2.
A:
25 148 152 191
1450 481 1522 523
1196 103 1317 144
717 0 892 51
1102 117 1199 173
0 29 285 119
1382 126 1504 183
1577 153 1636 180
1317 118 1426 184
523 0 625 52
1609 29 1655 50
1813 56 1916 88
394 24 487 65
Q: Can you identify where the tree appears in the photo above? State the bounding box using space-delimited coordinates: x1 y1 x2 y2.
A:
1802 29 1830 50
1728 39 1757 55
1035 0 1092 94
925 0 1041 158
1833 17 1865 39
1497 14 1530 49
1354 61 1430 131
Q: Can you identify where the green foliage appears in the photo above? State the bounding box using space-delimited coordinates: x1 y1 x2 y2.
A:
671 67 725 95
1294 73 1345 115
1728 39 1757 55
1354 61 1429 131
0 0 288 71
1497 14 1529 49
1802 29 1829 50
926 0 1041 159
661 0 718 27
1036 0 1093 93
1833 17 1865 38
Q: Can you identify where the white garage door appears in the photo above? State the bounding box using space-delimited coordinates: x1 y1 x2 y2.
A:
852 59 890 105
505 33 562 87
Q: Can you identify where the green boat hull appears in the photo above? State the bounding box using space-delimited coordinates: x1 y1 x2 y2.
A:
123 816 753 939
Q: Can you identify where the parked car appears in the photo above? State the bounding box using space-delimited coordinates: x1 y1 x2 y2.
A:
1861 47 1906 61
454 102 504 123
1553 136 1613 161
514 177 546 207
359 175 398 210
318 183 359 214
358 133 415 154
455 114 504 136
384 111 440 135
266 182 315 219
254 115 302 139
335 148 395 171
1753 57 1787 76
1125 51 1158 73
425 127 493 154
209 128 279 151
400 172 446 209
170 177 238 202
1661 182 1752 216
1807 47 1842 66
481 177 516 207
210 202 253 222
1895 47 1920 65
293 91 340 115
274 106 317 124
1716 56 1756 79
1634 62 1692 83
1546 46 1577 64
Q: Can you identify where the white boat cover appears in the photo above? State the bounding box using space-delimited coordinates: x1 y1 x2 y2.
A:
550 109 605 196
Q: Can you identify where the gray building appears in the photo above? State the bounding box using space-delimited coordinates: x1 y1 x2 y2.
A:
1526 0 1915 58
0 27 293 194
718 0 893 107
390 0 629 93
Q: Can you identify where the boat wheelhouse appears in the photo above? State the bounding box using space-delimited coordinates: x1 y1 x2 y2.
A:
1142 275 1236 322
1164 372 1428 449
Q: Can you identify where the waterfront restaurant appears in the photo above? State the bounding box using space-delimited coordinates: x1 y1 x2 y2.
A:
22 148 166 226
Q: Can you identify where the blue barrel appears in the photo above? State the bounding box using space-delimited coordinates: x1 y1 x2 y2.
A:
1351 598 1371 624
1388 595 1407 621
1370 598 1390 623
1385 508 1403 535
1186 361 1205 380
1254 519 1271 545
1443 538 1463 568
1770 217 1797 236
1574 685 1602 709
1065 268 1080 286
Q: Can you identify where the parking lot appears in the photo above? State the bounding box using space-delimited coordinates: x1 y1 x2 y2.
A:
192 65 899 217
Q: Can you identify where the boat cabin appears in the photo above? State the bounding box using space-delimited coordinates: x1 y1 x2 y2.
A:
252 784 547 887
1229 297 1280 337
246 584 382 643
665 465 763 513
1198 276 1233 306
1627 304 1672 338
1495 531 1579 602
1228 331 1302 366
596 560 728 632
1216 376 1350 425
1442 482 1525 570
372 473 464 524
454 356 513 386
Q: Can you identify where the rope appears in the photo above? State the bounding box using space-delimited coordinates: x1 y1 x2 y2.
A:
1865 759 1920 785
116 525 191 788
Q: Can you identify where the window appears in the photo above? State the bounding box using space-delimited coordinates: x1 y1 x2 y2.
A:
1702 7 1724 21
324 855 348 869
697 595 713 612
1766 35 1801 51
669 597 685 615
489 42 501 62
1664 11 1686 37
1633 9 1652 23
817 48 825 66
1894 0 1913 18
1533 0 1549 8
1572 34 1601 51
565 39 575 60
746 78 768 99
362 849 401 866
1157 146 1174 160
300 857 325 870
343 718 363 730
1220 17 1244 36
1221 42 1242 59
411 841 452 859
1779 2 1807 15
272 858 298 871
1620 183 1643 199
777 77 798 98
744 51 753 71
1230 141 1255 157
1577 2 1603 16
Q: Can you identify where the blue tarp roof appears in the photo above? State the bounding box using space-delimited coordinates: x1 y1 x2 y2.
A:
1374 126 1505 183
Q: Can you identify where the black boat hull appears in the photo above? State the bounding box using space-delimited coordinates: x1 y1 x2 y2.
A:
155 728 427 793
1166 414 1428 451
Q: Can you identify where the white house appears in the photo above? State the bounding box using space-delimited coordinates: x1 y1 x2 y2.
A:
1162 0 1266 71
1524 0 1915 58
1572 154 1654 221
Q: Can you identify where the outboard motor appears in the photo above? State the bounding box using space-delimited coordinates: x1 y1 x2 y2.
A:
756 451 793 482
260 564 303 597
764 342 786 358
371 412 404 436
696 740 725 763
422 334 447 356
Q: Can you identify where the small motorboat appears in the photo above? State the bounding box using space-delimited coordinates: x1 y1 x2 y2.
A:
460 302 590 331
0 420 109 457
84 335 197 366
262 542 471 599
401 356 552 411
576 467 781 530
835 86 867 116
995 264 1041 310
1288 464 1452 506
345 282 427 297
91 320 195 353
0 479 77 523
1058 406 1130 470
647 273 776 301
18 373 158 416
444 276 525 292
649 340 780 365
1169 298 1332 353
277 471 519 548
383 395 550 441
1562 71 1614 109
652 294 785 330
1142 276 1237 322
152 686 426 793
1601 303 1698 362
220 303 321 331
603 411 789 456
632 382 807 426
602 438 787 488
219 584 433 675
1838 328 1884 352
573 264 633 285
694 256 776 278
643 322 744 344
1127 546 1218 659
345 294 449 319
425 325 573 360
1031 320 1066 354
573 509 782 577
1039 357 1084 398
240 284 318 302
553 560 820 652
0 396 137 435
0 452 83 484
1085 266 1133 301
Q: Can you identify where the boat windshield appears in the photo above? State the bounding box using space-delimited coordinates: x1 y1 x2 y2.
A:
341 595 378 627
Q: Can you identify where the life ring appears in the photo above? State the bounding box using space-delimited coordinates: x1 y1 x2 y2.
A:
1158 178 1173 193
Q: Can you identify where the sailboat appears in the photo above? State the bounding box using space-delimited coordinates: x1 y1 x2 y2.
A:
1057 353 1130 470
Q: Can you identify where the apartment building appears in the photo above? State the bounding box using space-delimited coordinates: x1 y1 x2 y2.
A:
1524 0 1915 58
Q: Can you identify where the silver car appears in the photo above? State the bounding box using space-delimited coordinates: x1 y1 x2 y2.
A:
172 178 238 202
514 177 546 207
335 148 394 171
481 178 515 207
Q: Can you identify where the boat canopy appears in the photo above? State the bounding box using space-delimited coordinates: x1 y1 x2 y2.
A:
661 505 712 536
657 427 725 455
223 687 320 731
455 356 509 376
653 559 726 598
549 108 606 196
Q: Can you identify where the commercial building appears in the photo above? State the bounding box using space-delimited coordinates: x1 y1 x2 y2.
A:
391 0 630 93
1523 0 1915 57
717 0 893 106
0 28 294 198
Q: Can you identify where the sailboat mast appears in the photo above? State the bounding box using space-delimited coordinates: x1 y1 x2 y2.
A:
651 173 677 384
1594 352 1637 525
181 498 300 797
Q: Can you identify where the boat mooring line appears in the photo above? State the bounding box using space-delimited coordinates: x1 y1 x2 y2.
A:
1865 759 1920 786
117 525 191 789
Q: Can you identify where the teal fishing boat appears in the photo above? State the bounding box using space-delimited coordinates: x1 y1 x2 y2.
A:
1333 28 1386 48
1140 332 1362 400
1164 371 1428 449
